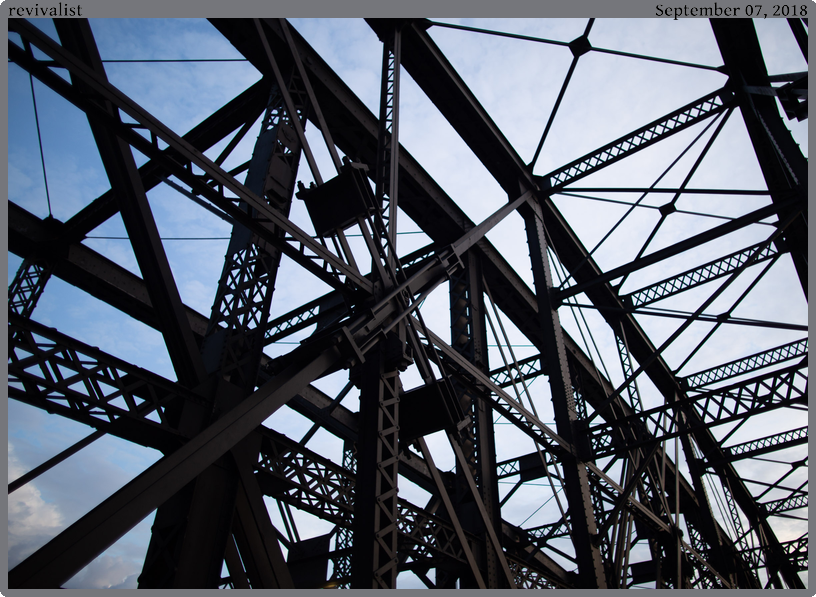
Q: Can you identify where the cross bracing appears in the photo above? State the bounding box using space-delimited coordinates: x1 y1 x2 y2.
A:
7 17 807 589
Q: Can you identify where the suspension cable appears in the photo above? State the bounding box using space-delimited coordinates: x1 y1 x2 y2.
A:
426 20 721 72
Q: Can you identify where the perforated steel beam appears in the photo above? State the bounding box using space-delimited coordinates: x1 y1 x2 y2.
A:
715 426 807 466
763 493 807 516
589 364 807 458
682 338 807 390
540 91 730 190
8 341 344 588
522 196 607 588
621 241 781 309
8 258 53 318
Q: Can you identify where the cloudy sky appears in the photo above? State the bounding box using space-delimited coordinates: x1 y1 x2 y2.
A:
7 14 808 589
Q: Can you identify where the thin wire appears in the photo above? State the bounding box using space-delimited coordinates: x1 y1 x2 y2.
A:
565 187 771 195
101 58 248 63
29 73 51 217
556 191 778 227
498 481 558 487
751 456 808 466
555 109 728 290
549 240 614 384
344 230 425 237
519 485 565 526
588 45 722 72
427 20 570 48
86 236 231 240
560 300 807 332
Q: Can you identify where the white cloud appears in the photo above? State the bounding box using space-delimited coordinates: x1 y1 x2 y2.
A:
63 556 141 589
8 442 65 569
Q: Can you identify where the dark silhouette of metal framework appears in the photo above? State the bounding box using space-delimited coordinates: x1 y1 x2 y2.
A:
7 17 808 588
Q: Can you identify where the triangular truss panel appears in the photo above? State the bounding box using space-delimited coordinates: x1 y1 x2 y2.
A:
7 17 807 589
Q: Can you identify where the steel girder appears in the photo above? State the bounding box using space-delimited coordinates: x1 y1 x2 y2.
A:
8 18 543 587
8 258 53 319
363 17 805 589
5 200 754 588
5 209 774 587
8 298 547 584
710 20 808 298
7 17 807 589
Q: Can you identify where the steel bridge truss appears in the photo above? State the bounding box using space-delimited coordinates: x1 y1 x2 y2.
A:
7 17 808 589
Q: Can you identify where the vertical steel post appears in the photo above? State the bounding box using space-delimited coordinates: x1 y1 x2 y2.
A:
448 251 503 588
522 194 607 588
140 66 307 588
350 345 402 588
350 23 405 588
373 22 402 270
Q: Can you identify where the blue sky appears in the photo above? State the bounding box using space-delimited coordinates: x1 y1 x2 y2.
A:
7 17 809 589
